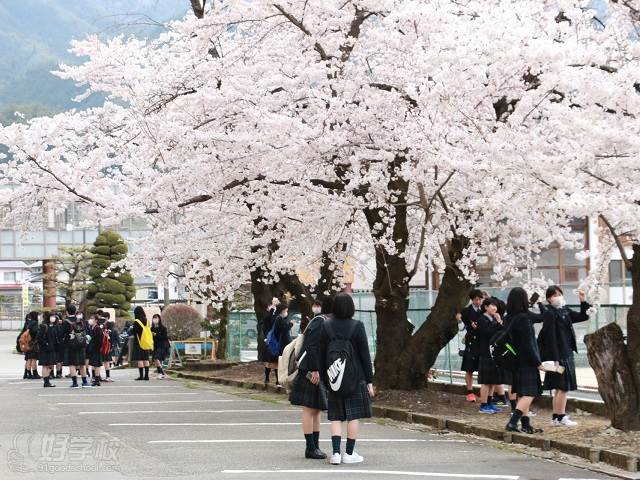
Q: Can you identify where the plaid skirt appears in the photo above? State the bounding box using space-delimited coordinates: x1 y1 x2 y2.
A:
478 356 503 385
63 347 86 367
460 350 479 373
289 373 328 411
38 349 57 366
543 356 578 391
130 339 150 362
327 380 372 422
153 345 170 362
512 366 542 397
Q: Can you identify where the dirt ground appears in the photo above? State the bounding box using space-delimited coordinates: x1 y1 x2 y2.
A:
185 361 640 457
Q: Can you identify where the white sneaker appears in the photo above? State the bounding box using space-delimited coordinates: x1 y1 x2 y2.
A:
342 452 364 464
329 453 341 465
558 416 578 427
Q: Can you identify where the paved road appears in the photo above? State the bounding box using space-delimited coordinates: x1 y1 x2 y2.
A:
0 331 618 480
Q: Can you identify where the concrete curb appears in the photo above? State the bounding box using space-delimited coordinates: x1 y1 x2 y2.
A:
168 371 639 474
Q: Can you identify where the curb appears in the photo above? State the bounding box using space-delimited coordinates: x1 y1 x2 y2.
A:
168 371 639 474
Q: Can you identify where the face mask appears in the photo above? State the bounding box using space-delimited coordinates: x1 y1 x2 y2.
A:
49 316 56 323
89 319 95 326
312 307 321 315
551 296 566 308
153 319 159 325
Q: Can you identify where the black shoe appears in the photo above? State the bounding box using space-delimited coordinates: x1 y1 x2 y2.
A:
44 383 56 388
505 424 521 432
521 425 543 434
134 377 144 381
31 372 41 379
305 448 327 460
23 371 29 379
143 377 149 381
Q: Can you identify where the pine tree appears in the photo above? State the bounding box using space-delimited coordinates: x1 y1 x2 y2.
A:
86 231 135 318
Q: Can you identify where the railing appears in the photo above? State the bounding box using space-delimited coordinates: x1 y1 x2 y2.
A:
0 301 45 329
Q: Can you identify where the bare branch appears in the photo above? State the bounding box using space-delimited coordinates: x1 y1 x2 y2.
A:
600 214 631 269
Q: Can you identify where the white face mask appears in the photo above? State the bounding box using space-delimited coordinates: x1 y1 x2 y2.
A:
312 307 321 315
89 319 95 326
551 295 566 308
153 319 159 325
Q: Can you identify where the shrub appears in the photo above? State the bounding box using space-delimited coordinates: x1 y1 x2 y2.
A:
162 304 203 340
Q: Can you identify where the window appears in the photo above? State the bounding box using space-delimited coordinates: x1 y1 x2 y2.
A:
3 272 17 282
147 287 158 300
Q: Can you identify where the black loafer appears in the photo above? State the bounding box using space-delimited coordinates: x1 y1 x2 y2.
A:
305 448 327 459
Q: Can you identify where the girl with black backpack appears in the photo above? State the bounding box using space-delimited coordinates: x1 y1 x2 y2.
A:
37 313 59 387
289 298 330 460
320 293 374 466
538 285 590 427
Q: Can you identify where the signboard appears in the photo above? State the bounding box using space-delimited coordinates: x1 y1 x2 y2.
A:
21 284 29 308
184 343 202 355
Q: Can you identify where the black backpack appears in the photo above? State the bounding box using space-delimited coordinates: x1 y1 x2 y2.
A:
324 320 359 398
489 320 518 372
67 319 87 350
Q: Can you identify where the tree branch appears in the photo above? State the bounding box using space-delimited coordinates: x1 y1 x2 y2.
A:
600 214 631 269
273 4 331 61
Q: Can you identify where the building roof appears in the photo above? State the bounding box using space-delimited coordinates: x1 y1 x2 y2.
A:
0 261 29 269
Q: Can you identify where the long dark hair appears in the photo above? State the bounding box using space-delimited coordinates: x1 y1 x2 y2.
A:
134 306 146 321
506 288 529 316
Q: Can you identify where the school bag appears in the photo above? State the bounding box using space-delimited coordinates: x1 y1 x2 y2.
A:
100 326 112 356
135 319 154 351
278 315 326 391
18 329 34 353
489 320 518 372
324 320 359 397
265 321 281 357
67 319 88 349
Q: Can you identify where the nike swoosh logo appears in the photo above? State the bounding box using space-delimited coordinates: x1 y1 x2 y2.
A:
329 358 345 392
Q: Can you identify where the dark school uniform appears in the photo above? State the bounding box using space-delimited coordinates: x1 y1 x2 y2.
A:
152 324 170 362
130 318 151 362
460 304 483 372
37 323 60 366
476 313 503 385
320 318 373 422
539 302 590 392
508 312 543 397
87 324 104 368
21 319 40 360
289 314 328 411
261 315 292 363
62 316 86 367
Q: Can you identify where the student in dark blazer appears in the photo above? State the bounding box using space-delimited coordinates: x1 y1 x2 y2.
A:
86 314 104 386
20 311 40 379
320 293 374 466
476 298 504 414
505 287 545 434
538 285 590 427
37 313 60 387
289 298 330 460
459 289 484 402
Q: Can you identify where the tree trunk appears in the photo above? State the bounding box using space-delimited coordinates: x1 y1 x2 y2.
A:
627 244 640 396
585 322 640 430
398 264 471 389
217 300 229 360
280 273 314 330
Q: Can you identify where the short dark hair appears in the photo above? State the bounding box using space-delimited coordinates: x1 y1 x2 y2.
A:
482 298 498 310
275 303 289 316
312 299 322 307
104 311 111 319
507 287 529 316
321 296 334 315
545 285 564 300
332 293 355 320
469 289 483 300
67 304 77 315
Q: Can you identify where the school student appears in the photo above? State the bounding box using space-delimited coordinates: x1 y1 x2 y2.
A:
476 298 504 414
538 286 590 427
151 314 169 379
505 288 544 434
261 303 292 385
289 298 331 460
102 313 114 382
62 305 91 388
37 313 60 387
87 314 104 386
320 293 374 465
260 298 280 384
54 313 64 378
19 312 41 379
459 289 484 402
132 306 152 381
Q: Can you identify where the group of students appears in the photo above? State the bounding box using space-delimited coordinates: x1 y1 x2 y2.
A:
260 293 374 466
459 285 591 433
17 304 170 387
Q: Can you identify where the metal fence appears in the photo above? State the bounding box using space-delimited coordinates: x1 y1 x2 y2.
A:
0 300 45 330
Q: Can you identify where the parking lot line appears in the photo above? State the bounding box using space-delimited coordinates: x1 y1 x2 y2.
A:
110 422 330 426
79 408 300 415
56 399 243 405
221 470 518 479
39 392 198 397
150 439 467 444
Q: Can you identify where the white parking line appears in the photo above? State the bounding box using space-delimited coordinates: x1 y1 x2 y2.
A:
111 422 331 426
150 439 467 445
79 409 300 415
56 399 243 405
40 392 198 397
221 470 518 479
13 384 182 388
